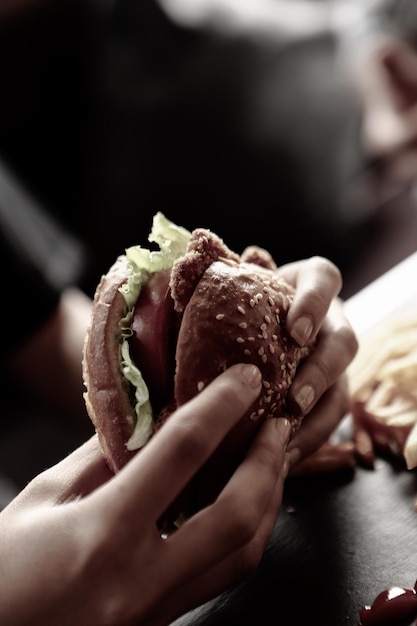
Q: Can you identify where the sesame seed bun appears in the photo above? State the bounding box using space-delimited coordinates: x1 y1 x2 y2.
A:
83 220 314 519
170 257 312 509
175 258 309 430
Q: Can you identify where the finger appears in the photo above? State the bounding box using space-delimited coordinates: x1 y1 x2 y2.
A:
277 256 343 347
15 435 113 507
164 418 290 587
92 364 263 520
146 438 288 626
287 376 350 468
289 298 358 415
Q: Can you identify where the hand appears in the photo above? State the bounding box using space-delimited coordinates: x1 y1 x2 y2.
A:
276 256 358 467
0 364 291 626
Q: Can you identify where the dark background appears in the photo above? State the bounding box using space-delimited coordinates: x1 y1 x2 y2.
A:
0 0 396 298
0 3 416 623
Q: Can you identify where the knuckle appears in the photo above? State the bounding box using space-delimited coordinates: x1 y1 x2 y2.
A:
293 283 329 319
316 377 350 421
74 512 114 566
315 358 333 389
332 376 351 415
216 375 250 414
23 469 61 504
219 498 260 549
170 419 212 466
332 323 359 363
310 256 343 289
238 541 265 577
346 327 359 361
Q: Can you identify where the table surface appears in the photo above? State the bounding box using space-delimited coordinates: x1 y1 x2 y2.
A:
173 251 417 626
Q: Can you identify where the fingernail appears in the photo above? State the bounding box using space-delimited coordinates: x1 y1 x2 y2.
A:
290 316 313 347
293 383 315 415
241 364 262 389
275 417 292 448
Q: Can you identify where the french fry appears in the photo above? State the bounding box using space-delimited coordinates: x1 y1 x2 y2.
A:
293 304 416 479
348 305 417 470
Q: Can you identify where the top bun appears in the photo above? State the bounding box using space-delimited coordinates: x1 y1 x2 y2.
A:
175 258 309 431
170 257 312 510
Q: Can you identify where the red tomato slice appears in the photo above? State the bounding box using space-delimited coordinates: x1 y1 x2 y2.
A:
130 269 178 412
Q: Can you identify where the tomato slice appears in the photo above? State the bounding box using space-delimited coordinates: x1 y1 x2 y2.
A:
130 269 179 412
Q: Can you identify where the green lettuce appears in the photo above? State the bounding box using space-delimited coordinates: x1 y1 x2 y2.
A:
118 212 191 451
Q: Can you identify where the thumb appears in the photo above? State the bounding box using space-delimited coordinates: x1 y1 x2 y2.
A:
17 435 114 507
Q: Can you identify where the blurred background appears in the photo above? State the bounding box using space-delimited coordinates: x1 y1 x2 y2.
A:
0 0 416 498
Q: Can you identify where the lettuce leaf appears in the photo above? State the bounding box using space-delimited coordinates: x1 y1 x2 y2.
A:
118 213 191 450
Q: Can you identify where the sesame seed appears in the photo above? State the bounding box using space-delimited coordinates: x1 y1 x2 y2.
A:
264 315 271 324
262 354 267 364
269 344 275 354
247 336 255 342
216 313 225 320
257 408 265 416
236 337 245 343
244 349 251 355
249 411 258 421
280 353 286 362
249 298 255 308
268 296 275 306
237 305 246 315
260 323 267 332
263 380 271 388
258 346 265 356
238 322 248 329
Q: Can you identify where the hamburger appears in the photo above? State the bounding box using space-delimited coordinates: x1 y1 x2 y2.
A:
82 213 314 522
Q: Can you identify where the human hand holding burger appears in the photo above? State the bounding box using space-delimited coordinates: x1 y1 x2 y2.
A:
83 214 358 525
0 217 357 625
